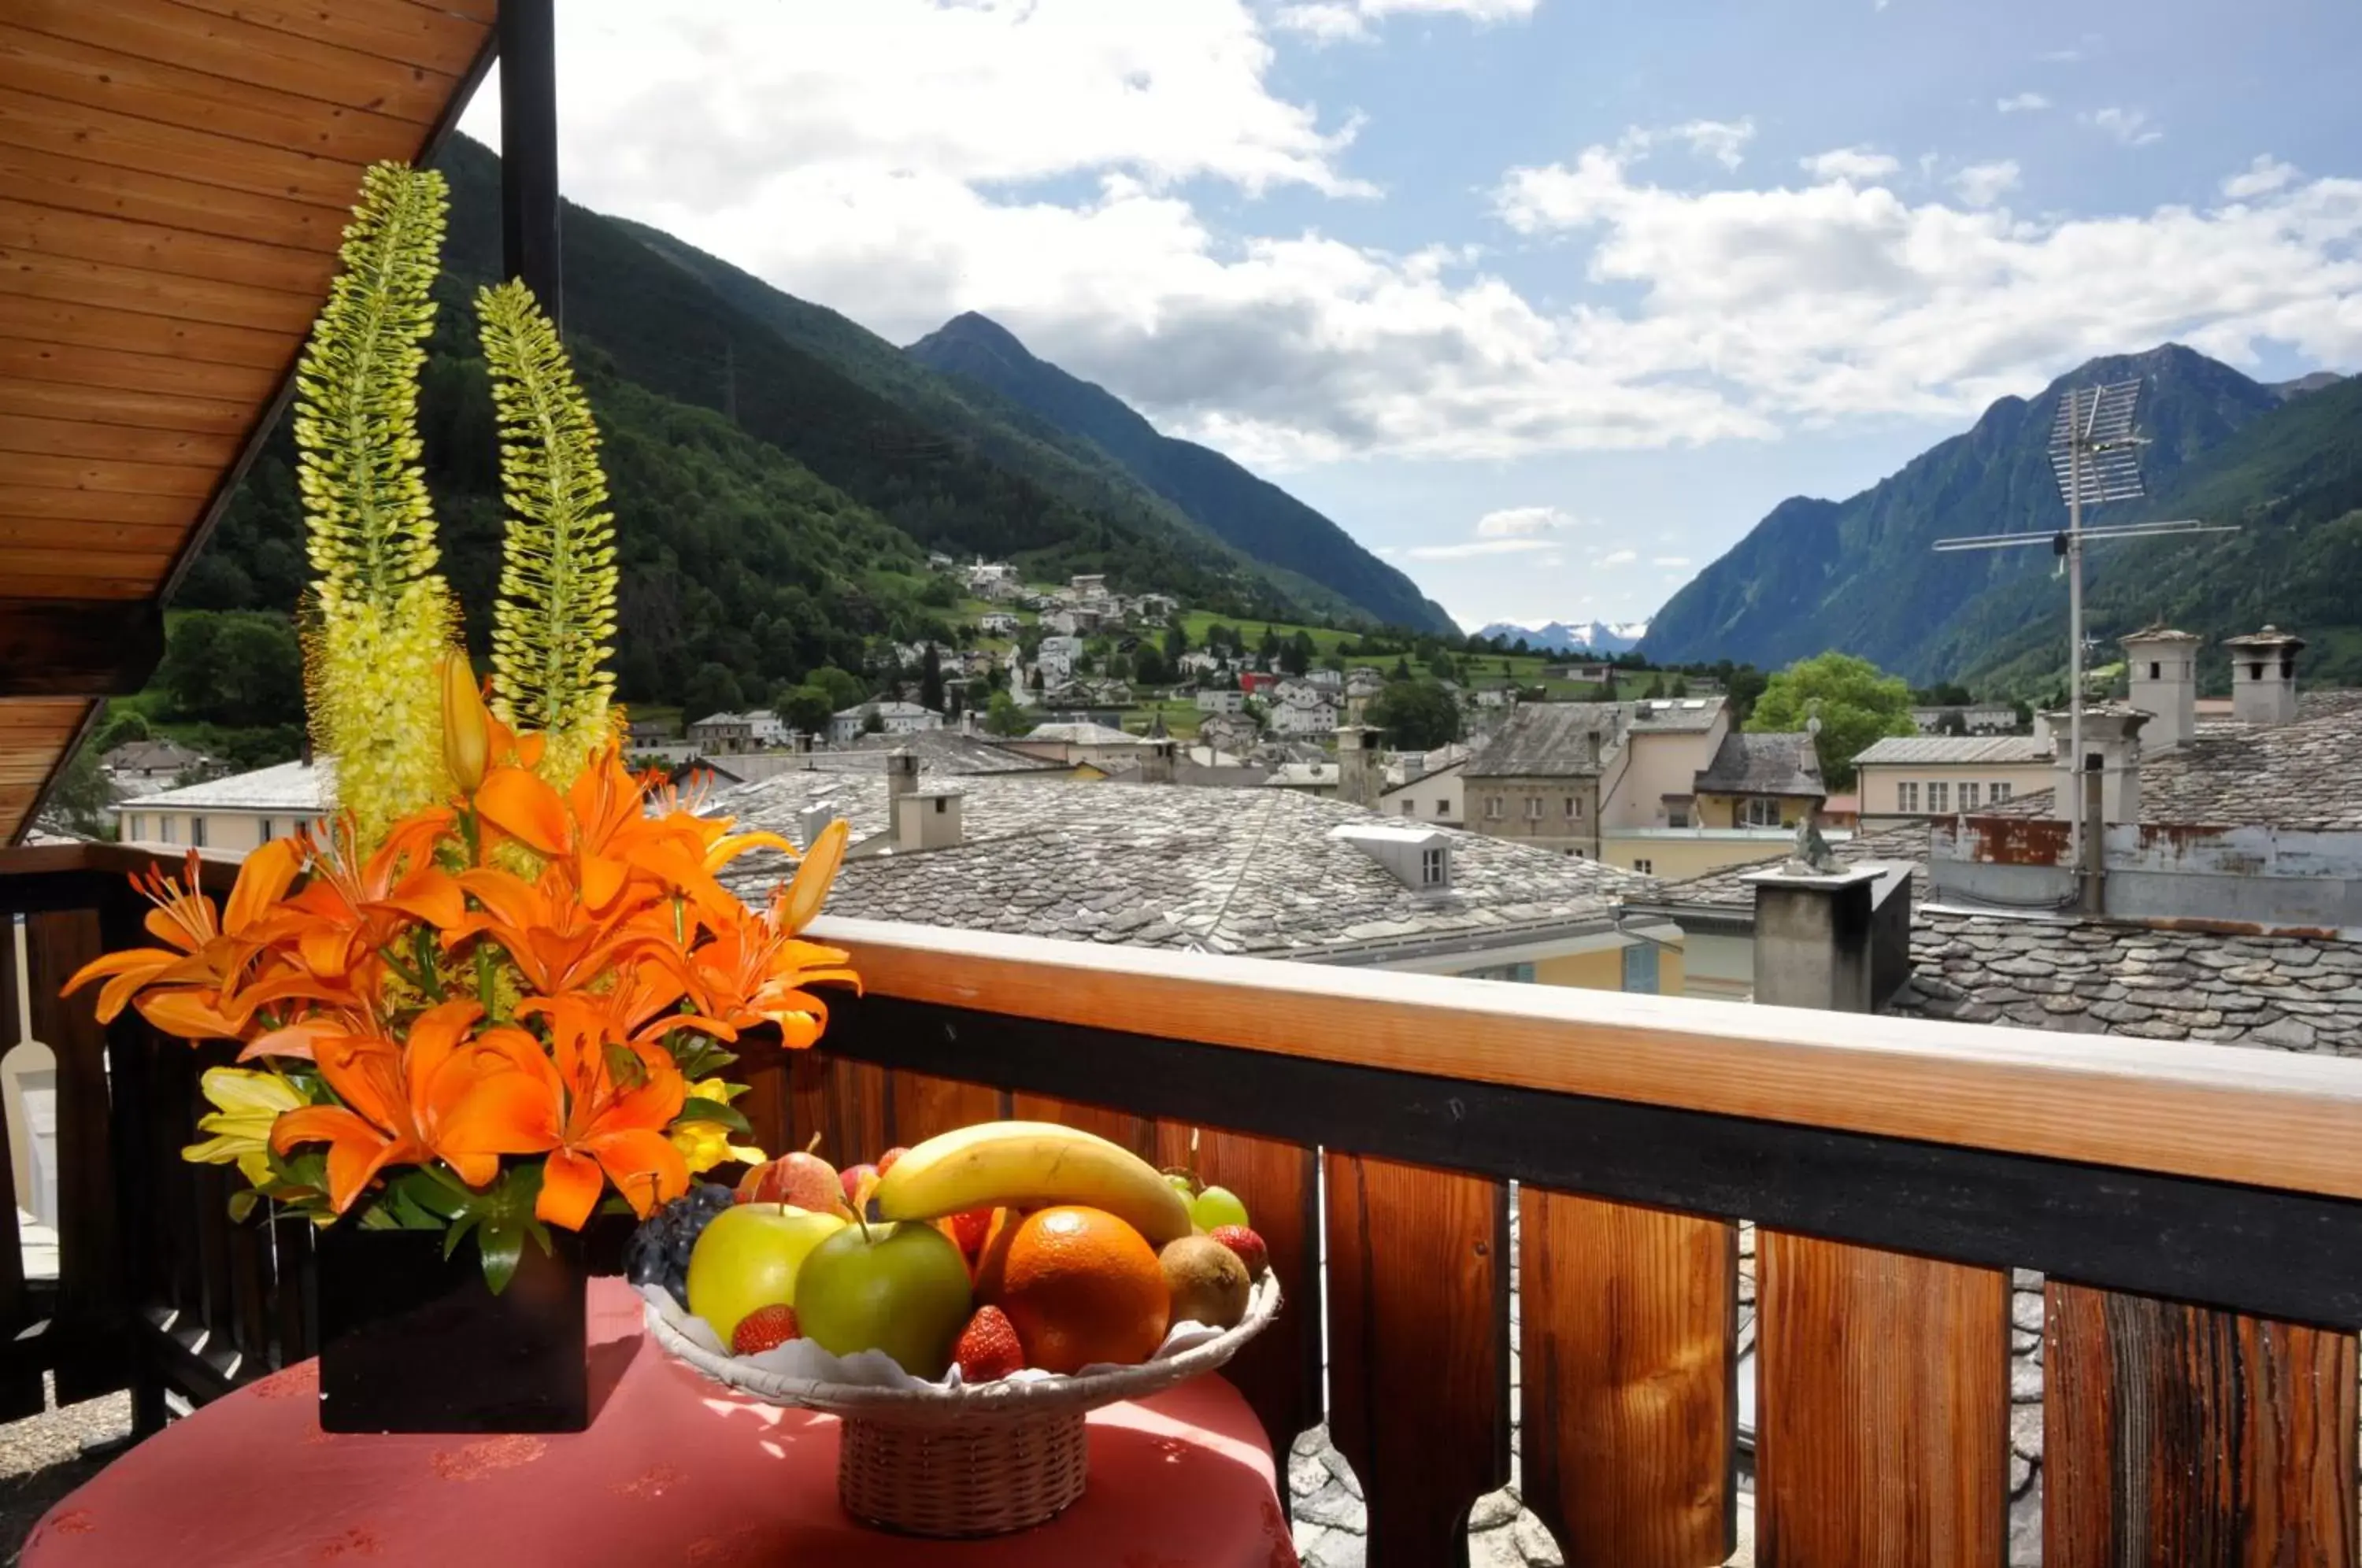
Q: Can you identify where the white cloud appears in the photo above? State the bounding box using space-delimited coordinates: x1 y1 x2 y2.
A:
1801 147 1901 182
2080 106 2163 147
1951 159 2021 208
1600 549 1638 567
1274 0 1537 40
1996 92 2049 113
1405 538 1560 559
1651 555 1691 568
1475 505 1577 537
2223 155 2300 200
463 9 2362 472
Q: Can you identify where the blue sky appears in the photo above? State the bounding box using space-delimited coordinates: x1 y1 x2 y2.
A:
463 0 2362 631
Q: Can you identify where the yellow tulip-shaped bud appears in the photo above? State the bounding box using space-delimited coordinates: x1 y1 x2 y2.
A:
779 817 850 933
439 649 492 793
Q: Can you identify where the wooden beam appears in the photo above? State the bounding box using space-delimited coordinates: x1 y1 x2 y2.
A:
0 597 165 696
498 0 561 328
820 915 2362 1205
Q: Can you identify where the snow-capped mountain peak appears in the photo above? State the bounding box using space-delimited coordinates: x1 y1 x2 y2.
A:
1472 618 1652 655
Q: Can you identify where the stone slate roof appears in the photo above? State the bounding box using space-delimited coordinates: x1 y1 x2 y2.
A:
1625 822 1932 918
109 759 331 814
1692 731 1824 797
810 731 1061 775
1886 909 2362 1053
1020 721 1145 746
715 771 1651 960
1983 690 2362 830
1466 702 1620 778
1853 734 2053 766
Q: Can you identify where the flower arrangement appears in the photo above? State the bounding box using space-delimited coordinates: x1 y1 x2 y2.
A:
66 161 855 1291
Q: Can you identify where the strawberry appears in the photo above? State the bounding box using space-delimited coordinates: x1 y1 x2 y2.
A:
949 1206 995 1260
953 1305 1026 1382
731 1304 801 1355
1209 1225 1268 1279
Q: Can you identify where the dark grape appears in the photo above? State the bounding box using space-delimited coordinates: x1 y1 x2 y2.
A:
627 1185 738 1309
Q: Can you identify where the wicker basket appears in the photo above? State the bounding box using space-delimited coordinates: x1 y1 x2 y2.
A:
642 1271 1280 1537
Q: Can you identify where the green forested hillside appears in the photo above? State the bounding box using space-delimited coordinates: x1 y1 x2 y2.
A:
1640 346 2294 680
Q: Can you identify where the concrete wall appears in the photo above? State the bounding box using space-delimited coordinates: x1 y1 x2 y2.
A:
1534 942 1683 995
1599 830 1794 881
1857 760 2053 819
1934 817 2362 935
1676 931 1755 1000
1694 790 1822 830
117 809 280 852
1599 719 1728 830
1381 767 1464 826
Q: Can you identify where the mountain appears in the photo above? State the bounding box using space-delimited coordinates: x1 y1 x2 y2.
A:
904 312 1457 634
1474 619 1652 654
1640 345 2294 682
2270 371 2345 401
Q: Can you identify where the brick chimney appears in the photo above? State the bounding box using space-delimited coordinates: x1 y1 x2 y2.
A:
2120 625 2199 749
1335 723 1382 808
2224 625 2304 726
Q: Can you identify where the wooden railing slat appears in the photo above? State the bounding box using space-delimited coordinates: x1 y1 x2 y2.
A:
1013 1094 1156 1160
2045 1282 2359 1566
1326 1152 1509 1564
883 1070 1002 1152
1520 1189 1735 1568
1756 1233 2009 1566
1154 1124 1321 1461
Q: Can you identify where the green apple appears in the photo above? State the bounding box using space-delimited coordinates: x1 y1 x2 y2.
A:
687 1204 846 1346
1190 1185 1250 1233
1164 1172 1196 1199
794 1221 974 1378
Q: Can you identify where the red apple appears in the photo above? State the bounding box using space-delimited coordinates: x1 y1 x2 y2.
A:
738 1150 842 1214
840 1163 879 1207
878 1146 910 1176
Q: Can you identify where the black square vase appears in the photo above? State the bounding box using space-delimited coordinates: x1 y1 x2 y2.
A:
316 1223 588 1434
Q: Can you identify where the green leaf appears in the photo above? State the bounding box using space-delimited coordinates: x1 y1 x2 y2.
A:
227 1189 261 1225
477 1219 525 1296
677 1097 751 1137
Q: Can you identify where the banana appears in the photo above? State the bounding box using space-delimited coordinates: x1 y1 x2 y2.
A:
872 1120 1194 1246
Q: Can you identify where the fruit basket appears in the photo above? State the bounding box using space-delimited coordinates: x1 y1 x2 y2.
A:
640 1270 1281 1536
630 1120 1284 1538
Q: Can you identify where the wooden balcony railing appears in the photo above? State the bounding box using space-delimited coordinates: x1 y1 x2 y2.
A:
5 842 2362 1564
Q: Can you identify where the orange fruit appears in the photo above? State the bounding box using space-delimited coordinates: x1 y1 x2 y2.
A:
975 1205 1170 1374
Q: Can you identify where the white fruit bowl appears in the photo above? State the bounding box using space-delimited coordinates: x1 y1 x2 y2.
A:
639 1269 1280 1423
639 1272 1283 1537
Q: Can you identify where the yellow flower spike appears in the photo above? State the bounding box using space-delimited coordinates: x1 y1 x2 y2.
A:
439 649 492 793
182 1067 306 1187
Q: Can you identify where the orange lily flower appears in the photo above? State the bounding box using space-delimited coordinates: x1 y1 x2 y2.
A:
62 841 302 1039
439 997 688 1228
268 810 465 996
448 861 660 996
268 1001 501 1211
661 888 861 1048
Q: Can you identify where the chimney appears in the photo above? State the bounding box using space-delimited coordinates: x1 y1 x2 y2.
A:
1742 865 1886 1011
2120 626 2199 749
2223 624 2304 726
2045 704 2147 827
1335 723 1383 808
1583 729 1601 767
1141 738 1177 785
884 748 919 821
894 787 964 851
797 804 839 852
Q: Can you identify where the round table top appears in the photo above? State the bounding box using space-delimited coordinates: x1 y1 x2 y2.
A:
25 1278 1299 1568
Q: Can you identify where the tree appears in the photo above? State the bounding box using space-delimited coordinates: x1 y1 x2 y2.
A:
91 708 150 754
1161 624 1187 663
772 682 835 736
919 644 945 712
1424 649 1457 681
810 666 867 711
1726 664 1768 722
1365 680 1463 751
1392 656 1413 682
1133 646 1169 686
861 706 886 735
985 690 1027 736
42 738 115 840
1669 676 1690 698
1746 651 1916 790
1935 709 1969 737
1281 631 1314 677
153 610 305 729
683 661 745 719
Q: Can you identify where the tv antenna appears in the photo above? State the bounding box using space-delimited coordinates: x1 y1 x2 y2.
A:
1933 379 2235 862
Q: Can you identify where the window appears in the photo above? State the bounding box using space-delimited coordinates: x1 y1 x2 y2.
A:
1400 799 1415 816
1960 782 1980 811
258 819 275 842
2148 661 2161 680
1564 796 1578 818
1897 782 1920 812
1485 794 1503 820
1668 806 1690 828
1461 961 1535 983
1634 858 1654 875
1928 781 1949 812
1742 797 1780 827
1992 781 2012 802
1622 943 1660 993
1435 799 1449 817
160 817 176 845
124 815 141 841
1524 797 1542 819
190 817 206 849
1420 847 1447 886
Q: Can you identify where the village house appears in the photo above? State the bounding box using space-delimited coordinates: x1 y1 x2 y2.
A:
1851 735 2053 824
976 612 1020 637
1909 704 2020 735
1687 731 1826 830
686 709 791 754
1035 634 1084 685
963 560 1022 601
1197 688 1246 714
1379 750 1466 826
99 738 216 796
1004 720 1154 771
1177 650 1224 679
1198 712 1261 756
111 759 332 854
827 700 944 745
1269 686 1340 737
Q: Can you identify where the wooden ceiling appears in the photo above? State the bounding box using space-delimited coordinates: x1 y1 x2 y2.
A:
0 0 497 841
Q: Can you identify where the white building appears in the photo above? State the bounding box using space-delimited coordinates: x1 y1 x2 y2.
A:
978 613 1020 637
1270 690 1340 736
687 709 792 754
964 561 1022 601
830 701 946 744
1036 634 1084 685
1178 651 1224 678
1197 689 1246 714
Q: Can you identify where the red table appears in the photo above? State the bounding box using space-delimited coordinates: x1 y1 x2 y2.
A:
25 1280 1298 1567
